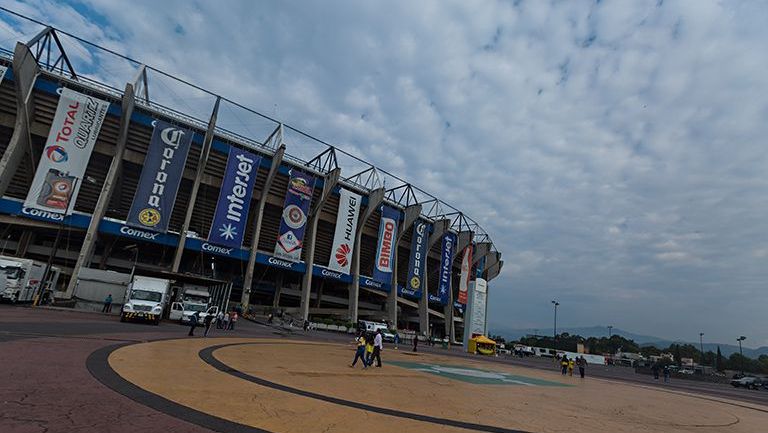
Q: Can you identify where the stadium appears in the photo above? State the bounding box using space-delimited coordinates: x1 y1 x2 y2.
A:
0 10 502 343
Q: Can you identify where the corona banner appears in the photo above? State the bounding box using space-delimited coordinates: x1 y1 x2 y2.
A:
404 220 431 298
328 188 361 273
437 232 457 305
457 245 472 304
274 170 315 262
208 147 261 248
24 88 110 215
372 205 399 286
126 119 193 232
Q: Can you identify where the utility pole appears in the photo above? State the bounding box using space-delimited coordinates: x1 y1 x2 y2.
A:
608 325 613 338
699 332 704 366
737 336 746 376
551 300 559 349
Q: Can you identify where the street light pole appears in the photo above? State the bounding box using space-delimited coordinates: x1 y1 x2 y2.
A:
608 325 613 338
699 333 704 366
737 336 746 376
551 300 559 349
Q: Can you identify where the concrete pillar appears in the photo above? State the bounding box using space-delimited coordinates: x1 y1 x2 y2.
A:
419 218 450 337
347 187 385 322
386 204 421 328
0 43 40 199
299 168 341 321
447 230 473 343
171 97 221 273
241 145 285 309
65 83 136 298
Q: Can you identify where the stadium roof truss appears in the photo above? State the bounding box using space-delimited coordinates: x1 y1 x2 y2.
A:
0 6 498 255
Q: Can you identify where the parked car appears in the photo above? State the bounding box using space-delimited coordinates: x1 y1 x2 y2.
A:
730 376 763 390
679 368 695 375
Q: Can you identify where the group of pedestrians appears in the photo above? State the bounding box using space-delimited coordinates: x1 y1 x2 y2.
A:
188 309 238 337
350 329 384 369
559 354 588 378
651 363 672 383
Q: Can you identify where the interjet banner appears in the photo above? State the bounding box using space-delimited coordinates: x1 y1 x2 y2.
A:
207 147 261 248
372 205 399 285
328 188 361 273
24 88 110 215
405 220 431 298
274 170 315 262
437 232 457 305
126 119 193 232
457 245 472 304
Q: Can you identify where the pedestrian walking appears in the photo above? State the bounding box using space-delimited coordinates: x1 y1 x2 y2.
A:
568 357 575 376
663 365 671 383
102 294 113 313
228 311 238 330
369 329 383 367
203 312 214 337
561 355 569 375
216 311 224 329
651 363 660 380
349 332 368 369
188 312 200 337
222 312 230 330
577 356 587 378
364 333 375 366
412 334 419 352
393 332 400 350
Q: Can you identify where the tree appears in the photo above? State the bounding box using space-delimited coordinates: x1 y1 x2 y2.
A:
716 346 724 372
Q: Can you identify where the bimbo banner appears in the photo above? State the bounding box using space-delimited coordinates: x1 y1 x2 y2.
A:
274 170 315 262
372 205 399 286
328 188 361 273
405 220 431 298
24 88 110 215
208 147 261 248
437 232 457 305
127 119 193 232
457 245 472 304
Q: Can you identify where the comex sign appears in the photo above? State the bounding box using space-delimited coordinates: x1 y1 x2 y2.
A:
22 207 65 222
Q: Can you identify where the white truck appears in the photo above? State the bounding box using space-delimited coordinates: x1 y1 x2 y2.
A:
0 256 60 303
170 287 218 324
120 276 170 325
358 320 396 342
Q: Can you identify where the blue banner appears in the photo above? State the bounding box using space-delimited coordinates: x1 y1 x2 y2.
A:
405 220 431 299
207 147 261 247
372 205 399 285
437 232 457 305
127 119 193 232
274 170 315 262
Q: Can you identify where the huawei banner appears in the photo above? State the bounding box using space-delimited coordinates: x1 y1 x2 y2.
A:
24 88 110 215
208 147 261 248
127 119 193 232
404 220 431 298
372 205 399 286
437 232 457 305
328 188 361 273
457 245 472 304
274 170 316 262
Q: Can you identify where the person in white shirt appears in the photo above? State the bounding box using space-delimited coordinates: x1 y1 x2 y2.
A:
370 329 384 367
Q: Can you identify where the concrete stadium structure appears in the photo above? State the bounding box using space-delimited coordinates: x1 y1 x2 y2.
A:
0 15 502 341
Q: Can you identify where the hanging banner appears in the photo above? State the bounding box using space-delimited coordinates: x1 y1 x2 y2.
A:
405 220 431 298
126 119 193 232
469 278 488 336
328 188 361 273
437 232 457 305
372 205 399 285
274 170 315 262
207 147 261 247
457 245 472 304
24 88 110 215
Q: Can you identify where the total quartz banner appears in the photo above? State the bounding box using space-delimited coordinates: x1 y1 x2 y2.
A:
126 119 194 233
274 170 316 262
24 88 110 215
207 146 261 248
327 188 361 274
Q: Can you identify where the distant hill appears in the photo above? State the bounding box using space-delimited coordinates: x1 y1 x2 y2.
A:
489 325 768 358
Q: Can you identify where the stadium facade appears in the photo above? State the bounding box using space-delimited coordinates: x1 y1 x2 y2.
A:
0 17 502 342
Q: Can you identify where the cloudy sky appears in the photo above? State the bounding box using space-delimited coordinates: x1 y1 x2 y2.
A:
1 0 767 347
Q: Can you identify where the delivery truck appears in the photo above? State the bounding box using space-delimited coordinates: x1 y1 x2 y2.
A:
120 276 171 325
0 255 59 303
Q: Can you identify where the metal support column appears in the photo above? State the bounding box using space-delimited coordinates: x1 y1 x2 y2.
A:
171 97 221 273
241 143 285 309
0 43 40 198
386 204 421 328
299 168 341 321
419 218 450 338
347 187 385 322
65 83 136 298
